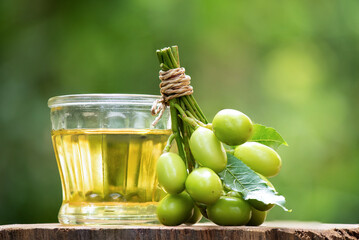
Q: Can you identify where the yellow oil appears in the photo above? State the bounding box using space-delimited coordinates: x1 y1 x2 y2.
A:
51 128 170 224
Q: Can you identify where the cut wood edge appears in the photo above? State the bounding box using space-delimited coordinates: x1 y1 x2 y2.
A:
0 222 358 240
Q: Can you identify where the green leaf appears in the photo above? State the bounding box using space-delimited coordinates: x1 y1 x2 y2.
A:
249 124 288 149
218 153 290 212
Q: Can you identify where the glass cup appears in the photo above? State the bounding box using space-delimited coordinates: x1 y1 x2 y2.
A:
48 94 170 225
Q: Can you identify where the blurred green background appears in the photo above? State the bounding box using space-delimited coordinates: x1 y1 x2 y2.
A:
1 0 359 224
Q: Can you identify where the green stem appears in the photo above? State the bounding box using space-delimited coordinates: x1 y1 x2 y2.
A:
161 63 171 71
162 48 179 69
169 100 186 160
174 103 187 117
185 110 207 128
156 50 163 65
177 117 187 167
171 46 180 66
176 96 193 171
178 114 199 129
182 96 201 120
161 49 174 69
163 133 176 152
180 100 187 114
184 110 195 119
167 49 179 68
188 95 208 123
182 124 194 172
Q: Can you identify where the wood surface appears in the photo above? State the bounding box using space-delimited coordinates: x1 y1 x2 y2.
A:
0 221 358 240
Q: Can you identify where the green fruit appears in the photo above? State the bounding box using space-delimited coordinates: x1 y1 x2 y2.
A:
185 168 223 205
234 142 282 178
156 192 194 226
257 173 275 190
247 207 267 226
156 152 187 194
207 196 252 226
248 199 274 212
189 127 227 173
212 109 253 146
185 205 202 225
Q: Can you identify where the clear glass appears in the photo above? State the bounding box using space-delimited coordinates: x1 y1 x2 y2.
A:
48 94 171 225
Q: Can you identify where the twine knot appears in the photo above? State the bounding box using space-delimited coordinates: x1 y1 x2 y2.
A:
151 67 193 126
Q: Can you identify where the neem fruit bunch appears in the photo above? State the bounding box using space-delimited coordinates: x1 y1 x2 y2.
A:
152 46 289 226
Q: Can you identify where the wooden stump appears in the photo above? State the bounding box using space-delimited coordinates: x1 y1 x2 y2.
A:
0 222 358 240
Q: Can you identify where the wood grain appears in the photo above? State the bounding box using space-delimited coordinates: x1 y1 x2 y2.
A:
0 222 358 240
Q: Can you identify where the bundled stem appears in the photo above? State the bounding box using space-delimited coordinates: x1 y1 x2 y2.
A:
156 46 208 171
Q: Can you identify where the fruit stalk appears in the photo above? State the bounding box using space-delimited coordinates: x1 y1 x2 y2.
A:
156 46 207 168
169 99 186 161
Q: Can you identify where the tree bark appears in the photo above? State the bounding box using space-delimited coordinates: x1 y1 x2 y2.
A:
0 222 358 240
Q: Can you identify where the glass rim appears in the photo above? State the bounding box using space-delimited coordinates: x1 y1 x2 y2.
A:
48 93 161 108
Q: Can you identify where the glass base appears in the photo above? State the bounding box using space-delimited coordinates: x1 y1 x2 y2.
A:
58 202 159 225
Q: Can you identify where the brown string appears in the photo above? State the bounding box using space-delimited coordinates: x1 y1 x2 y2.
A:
151 67 193 126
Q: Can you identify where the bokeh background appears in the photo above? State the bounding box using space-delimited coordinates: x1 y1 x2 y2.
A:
1 0 359 224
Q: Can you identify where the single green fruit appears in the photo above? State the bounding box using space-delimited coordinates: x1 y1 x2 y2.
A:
257 173 275 189
212 109 253 146
185 168 223 205
234 142 282 178
189 127 227 173
248 199 274 212
156 192 194 226
156 152 187 194
185 205 202 225
207 196 252 226
247 207 267 226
